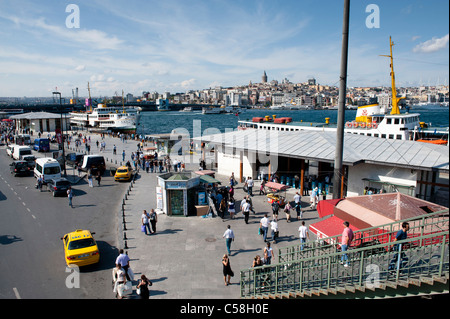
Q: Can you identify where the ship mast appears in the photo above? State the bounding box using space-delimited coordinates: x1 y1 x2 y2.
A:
380 37 405 115
87 82 92 112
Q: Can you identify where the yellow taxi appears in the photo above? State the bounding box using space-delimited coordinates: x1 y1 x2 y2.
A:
61 229 100 267
114 166 132 182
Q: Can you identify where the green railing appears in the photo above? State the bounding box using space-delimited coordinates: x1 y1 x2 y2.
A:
240 211 449 299
278 210 449 265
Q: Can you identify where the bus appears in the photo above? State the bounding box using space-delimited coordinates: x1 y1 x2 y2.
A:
34 138 50 152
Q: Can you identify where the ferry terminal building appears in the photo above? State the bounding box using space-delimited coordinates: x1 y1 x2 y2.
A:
194 129 449 206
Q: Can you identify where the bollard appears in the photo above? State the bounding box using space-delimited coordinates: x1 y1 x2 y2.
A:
123 222 127 231
124 240 128 249
123 232 127 240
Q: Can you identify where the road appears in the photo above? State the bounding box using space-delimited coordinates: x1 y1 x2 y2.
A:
0 146 127 299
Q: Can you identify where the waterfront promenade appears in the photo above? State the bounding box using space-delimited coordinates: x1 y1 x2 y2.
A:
66 131 321 299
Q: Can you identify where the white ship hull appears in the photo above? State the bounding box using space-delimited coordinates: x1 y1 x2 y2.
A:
70 104 140 132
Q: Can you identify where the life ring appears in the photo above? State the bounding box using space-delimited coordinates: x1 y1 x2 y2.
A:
366 123 372 129
372 123 378 129
346 122 352 128
353 122 358 128
359 122 366 128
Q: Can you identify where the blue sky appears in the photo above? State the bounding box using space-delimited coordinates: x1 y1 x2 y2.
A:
0 0 448 97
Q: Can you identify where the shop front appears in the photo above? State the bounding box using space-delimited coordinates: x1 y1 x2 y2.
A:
157 172 204 216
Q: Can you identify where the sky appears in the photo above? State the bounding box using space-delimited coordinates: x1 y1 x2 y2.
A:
0 0 448 97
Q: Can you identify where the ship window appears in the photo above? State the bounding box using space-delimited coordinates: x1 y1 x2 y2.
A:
382 134 386 138
387 118 392 124
374 134 379 137
394 119 400 125
389 134 394 139
367 133 372 136
396 135 402 140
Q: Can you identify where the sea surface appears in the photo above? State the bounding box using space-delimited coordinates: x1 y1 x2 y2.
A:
136 104 449 137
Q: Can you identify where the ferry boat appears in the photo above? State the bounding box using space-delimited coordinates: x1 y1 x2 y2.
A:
202 107 221 114
70 104 140 133
238 37 449 146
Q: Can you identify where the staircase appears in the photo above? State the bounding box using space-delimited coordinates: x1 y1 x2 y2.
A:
240 209 449 299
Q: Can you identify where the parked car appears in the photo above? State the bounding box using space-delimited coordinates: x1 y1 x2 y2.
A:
47 177 71 197
61 229 100 267
10 160 32 176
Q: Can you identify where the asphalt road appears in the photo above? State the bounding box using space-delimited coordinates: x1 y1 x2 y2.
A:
0 146 128 299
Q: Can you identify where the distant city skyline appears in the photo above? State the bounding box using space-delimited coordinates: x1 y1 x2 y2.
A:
0 0 448 97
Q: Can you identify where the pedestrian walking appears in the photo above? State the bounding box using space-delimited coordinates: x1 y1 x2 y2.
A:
388 222 410 272
136 275 152 299
247 176 254 196
271 200 280 219
270 218 279 243
122 150 126 162
228 199 235 219
149 209 157 234
115 249 131 280
259 179 266 195
283 202 292 222
242 199 251 224
87 170 93 187
340 221 354 267
222 254 234 286
96 171 101 186
141 210 151 235
263 242 274 265
298 221 309 250
260 214 270 242
67 186 73 208
222 225 235 255
293 192 301 219
310 187 318 210
113 145 117 155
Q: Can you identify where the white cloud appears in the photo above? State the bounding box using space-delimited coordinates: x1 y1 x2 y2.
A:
0 13 124 50
413 34 449 53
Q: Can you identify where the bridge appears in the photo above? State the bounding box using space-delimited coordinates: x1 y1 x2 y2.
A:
240 209 449 299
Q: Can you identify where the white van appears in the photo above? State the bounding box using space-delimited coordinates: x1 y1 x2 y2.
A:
34 158 61 183
12 145 33 160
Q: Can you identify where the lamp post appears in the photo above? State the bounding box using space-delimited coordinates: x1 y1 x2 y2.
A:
53 91 67 176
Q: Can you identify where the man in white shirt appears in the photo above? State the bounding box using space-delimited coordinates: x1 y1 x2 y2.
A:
298 221 309 250
115 249 131 280
242 199 251 224
270 218 279 243
247 177 254 196
222 225 235 255
260 214 270 242
294 192 302 220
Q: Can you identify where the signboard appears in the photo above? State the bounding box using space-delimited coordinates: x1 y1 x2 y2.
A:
156 187 163 210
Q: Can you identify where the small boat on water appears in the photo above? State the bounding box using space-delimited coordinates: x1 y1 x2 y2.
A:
202 107 221 114
179 107 193 112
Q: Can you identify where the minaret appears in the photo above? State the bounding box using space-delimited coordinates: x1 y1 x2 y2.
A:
262 71 268 83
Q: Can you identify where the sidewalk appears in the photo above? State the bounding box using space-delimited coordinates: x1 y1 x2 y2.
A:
66 131 322 299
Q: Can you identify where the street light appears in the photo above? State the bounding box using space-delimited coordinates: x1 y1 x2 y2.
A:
53 91 67 176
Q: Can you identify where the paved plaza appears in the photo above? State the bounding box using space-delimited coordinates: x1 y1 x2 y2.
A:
66 131 322 299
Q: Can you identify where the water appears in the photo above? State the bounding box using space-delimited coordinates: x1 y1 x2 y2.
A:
136 105 449 137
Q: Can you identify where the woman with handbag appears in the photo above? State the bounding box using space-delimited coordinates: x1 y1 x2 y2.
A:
136 274 152 299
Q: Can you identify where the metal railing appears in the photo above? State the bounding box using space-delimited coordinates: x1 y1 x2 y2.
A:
241 211 449 299
278 210 449 264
